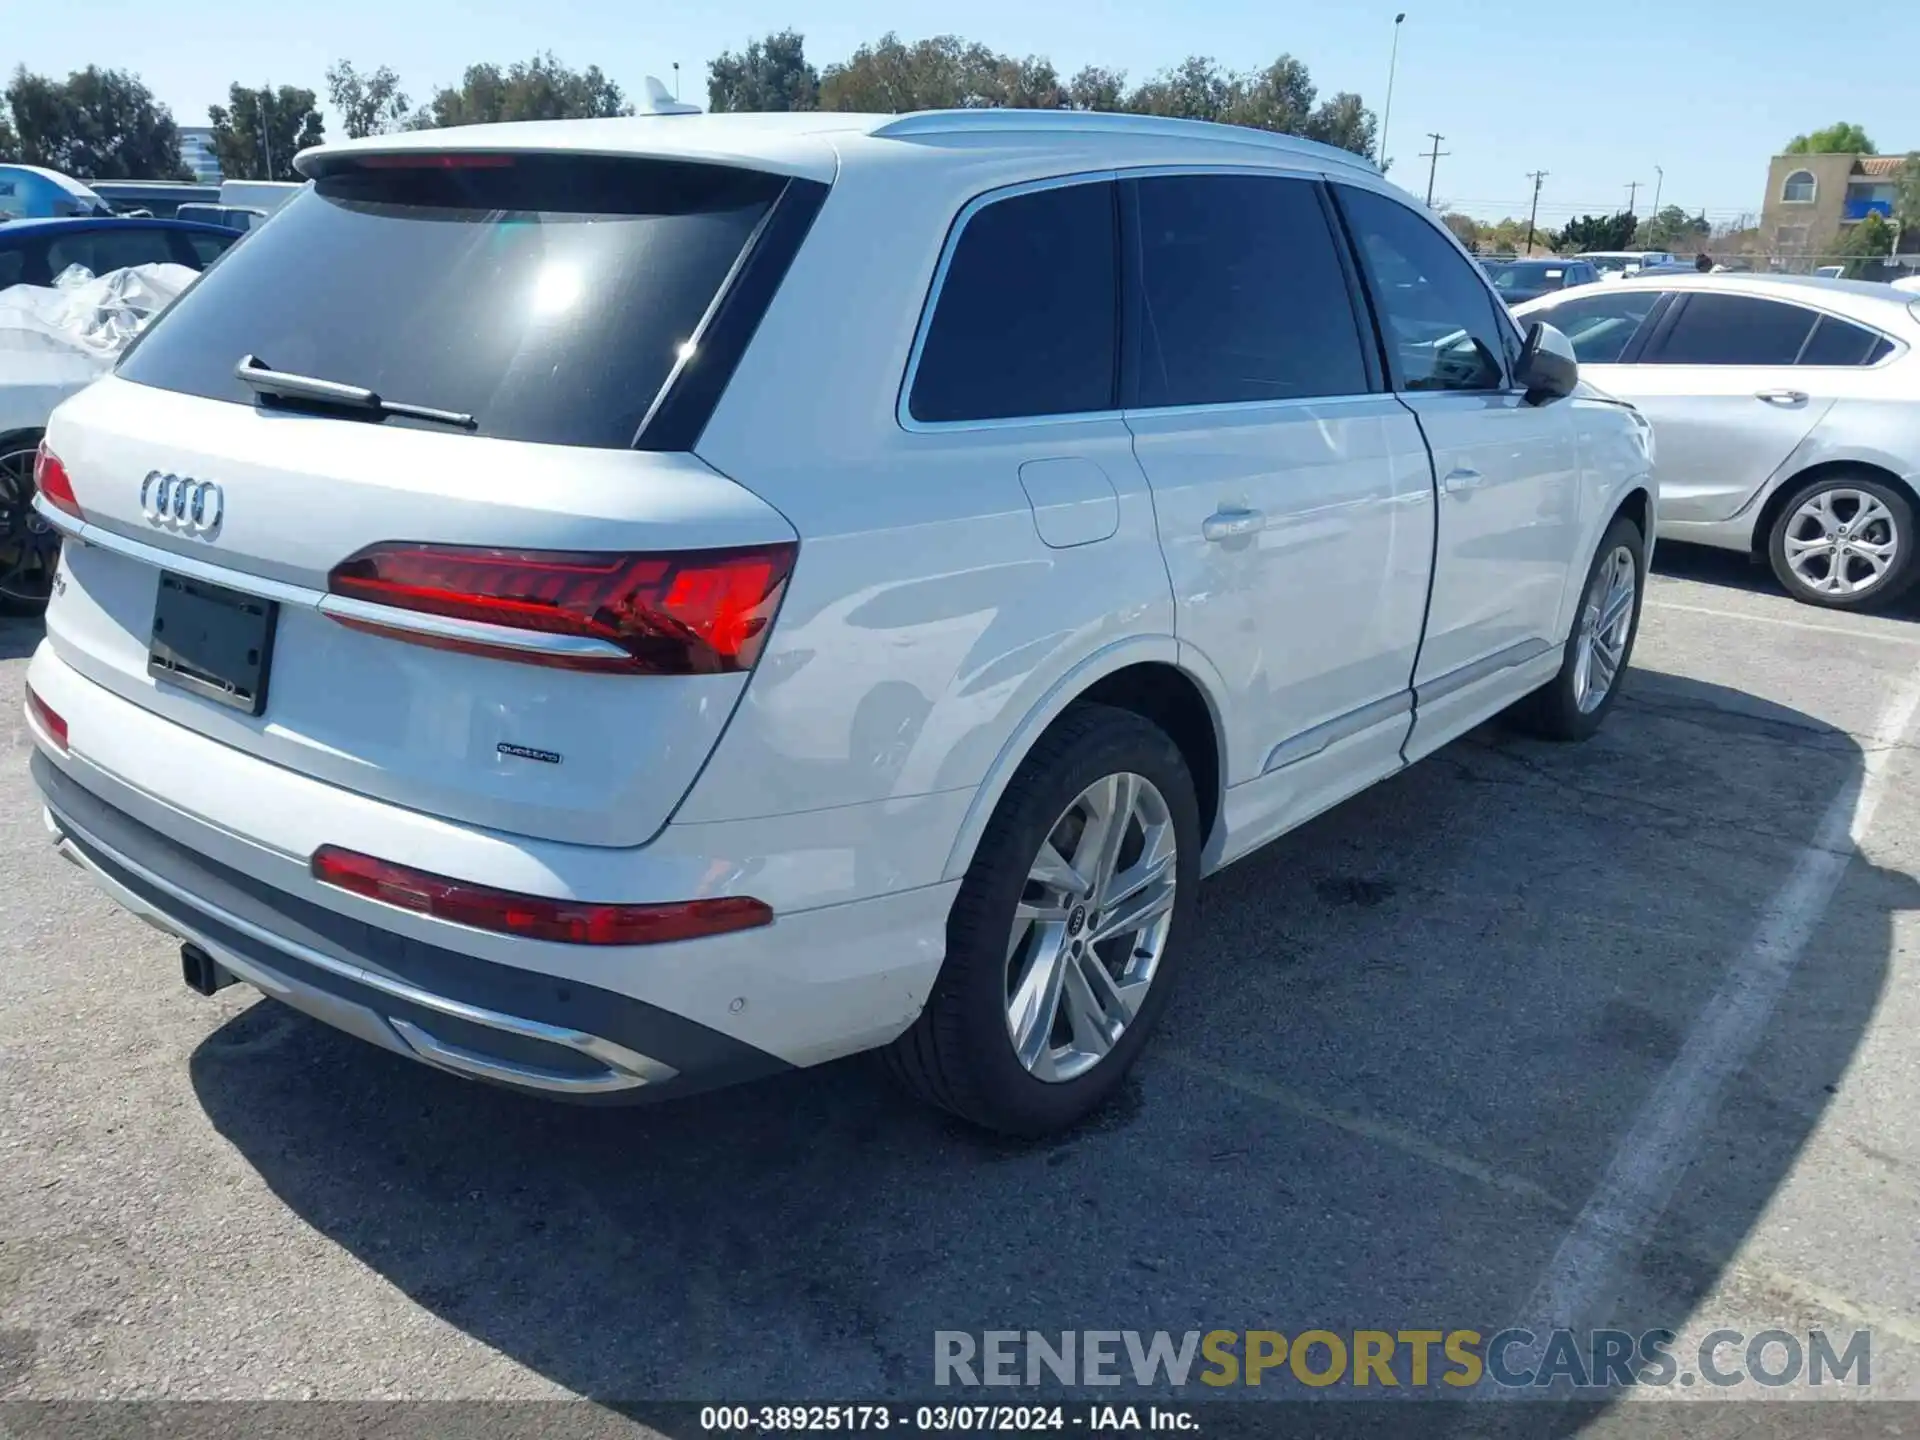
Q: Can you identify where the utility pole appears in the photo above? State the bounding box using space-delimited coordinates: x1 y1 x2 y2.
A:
1525 170 1548 254
1625 179 1641 215
1421 132 1448 207
1652 165 1664 216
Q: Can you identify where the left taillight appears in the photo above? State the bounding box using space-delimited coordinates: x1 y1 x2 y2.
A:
25 682 67 752
33 442 81 520
324 541 798 675
310 845 772 946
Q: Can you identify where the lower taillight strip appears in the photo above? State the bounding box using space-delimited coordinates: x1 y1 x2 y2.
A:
315 593 632 660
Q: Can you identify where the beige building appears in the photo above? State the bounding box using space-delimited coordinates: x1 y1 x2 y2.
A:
1759 152 1904 261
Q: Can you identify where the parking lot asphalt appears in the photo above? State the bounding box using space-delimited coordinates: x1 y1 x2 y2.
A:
5 543 1920 1432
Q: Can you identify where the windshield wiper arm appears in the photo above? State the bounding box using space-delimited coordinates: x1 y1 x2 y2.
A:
235 355 476 430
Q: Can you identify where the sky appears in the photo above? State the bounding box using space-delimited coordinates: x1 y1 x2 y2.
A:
8 0 1917 224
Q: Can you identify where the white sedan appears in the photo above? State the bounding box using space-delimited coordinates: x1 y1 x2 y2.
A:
1518 274 1920 608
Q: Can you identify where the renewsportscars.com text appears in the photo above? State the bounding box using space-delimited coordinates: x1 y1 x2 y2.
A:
933 1328 1870 1390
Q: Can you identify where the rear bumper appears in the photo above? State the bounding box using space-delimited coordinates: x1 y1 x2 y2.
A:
25 640 961 1091
37 751 780 1102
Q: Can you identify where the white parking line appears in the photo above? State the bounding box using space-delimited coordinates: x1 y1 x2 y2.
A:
1646 597 1920 645
1492 662 1920 1385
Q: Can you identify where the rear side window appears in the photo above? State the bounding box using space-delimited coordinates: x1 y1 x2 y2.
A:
1797 313 1891 366
909 181 1117 424
118 156 790 450
177 231 237 267
1335 185 1510 392
0 245 24 289
1536 290 1664 364
1127 173 1369 407
46 226 179 278
1647 294 1816 366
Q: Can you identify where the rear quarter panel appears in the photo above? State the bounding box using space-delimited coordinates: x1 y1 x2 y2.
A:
685 139 1193 833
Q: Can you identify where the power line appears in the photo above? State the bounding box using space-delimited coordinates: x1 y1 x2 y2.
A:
1421 132 1449 207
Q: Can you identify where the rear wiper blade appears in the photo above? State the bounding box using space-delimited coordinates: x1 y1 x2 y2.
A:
234 355 476 430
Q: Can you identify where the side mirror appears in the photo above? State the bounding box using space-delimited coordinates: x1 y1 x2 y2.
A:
1516 321 1578 404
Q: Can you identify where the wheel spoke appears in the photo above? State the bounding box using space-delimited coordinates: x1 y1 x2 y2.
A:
1090 869 1176 944
1008 932 1069 1070
1077 772 1139 907
1029 839 1091 900
1598 582 1634 636
1059 954 1121 1057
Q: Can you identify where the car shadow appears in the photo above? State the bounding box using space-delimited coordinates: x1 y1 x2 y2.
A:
188 667 1912 1432
1654 540 1920 621
0 616 44 663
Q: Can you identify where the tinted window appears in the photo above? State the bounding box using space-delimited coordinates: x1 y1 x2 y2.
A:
1797 313 1889 366
910 182 1116 423
1649 294 1817 366
1127 174 1368 408
1337 186 1508 391
179 231 236 267
1536 290 1663 364
46 226 180 278
0 245 24 289
119 155 788 450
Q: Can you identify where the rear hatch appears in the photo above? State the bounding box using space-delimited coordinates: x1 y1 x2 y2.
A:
41 147 818 848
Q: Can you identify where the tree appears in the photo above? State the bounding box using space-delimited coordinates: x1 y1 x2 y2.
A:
1784 122 1875 155
1302 92 1377 158
326 60 411 138
818 34 1060 112
4 66 186 179
1219 55 1314 134
1839 212 1897 278
208 84 323 180
707 30 819 113
1557 212 1638 252
1637 204 1710 249
1067 65 1126 112
1124 56 1233 122
1441 212 1481 249
1895 153 1920 243
413 54 628 128
0 106 17 163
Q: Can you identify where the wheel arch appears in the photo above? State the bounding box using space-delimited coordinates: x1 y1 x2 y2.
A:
0 426 46 456
941 640 1227 882
1749 459 1917 561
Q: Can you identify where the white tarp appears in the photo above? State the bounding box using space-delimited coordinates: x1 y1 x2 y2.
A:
0 261 196 434
0 261 197 367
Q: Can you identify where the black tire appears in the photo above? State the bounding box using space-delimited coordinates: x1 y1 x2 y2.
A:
1766 472 1918 611
1509 513 1646 742
884 703 1202 1137
0 430 54 618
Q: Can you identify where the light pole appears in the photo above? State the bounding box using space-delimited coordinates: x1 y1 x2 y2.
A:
1377 13 1405 170
672 62 681 100
1652 165 1663 216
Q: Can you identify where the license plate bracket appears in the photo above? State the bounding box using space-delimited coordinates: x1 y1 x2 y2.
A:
148 572 278 716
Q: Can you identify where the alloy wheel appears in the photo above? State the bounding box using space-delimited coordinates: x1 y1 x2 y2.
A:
1572 544 1636 714
1783 488 1900 598
0 444 59 607
1004 771 1178 1083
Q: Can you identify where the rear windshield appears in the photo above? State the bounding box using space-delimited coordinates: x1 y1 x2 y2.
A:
117 154 787 449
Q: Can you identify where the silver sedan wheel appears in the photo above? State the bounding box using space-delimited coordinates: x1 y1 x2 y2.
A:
1783 488 1901 597
1004 771 1178 1084
1572 544 1636 714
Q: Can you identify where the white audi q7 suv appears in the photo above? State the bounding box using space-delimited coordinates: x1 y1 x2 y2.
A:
23 108 1656 1136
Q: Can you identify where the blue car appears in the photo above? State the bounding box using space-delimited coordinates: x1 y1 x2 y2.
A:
0 215 242 293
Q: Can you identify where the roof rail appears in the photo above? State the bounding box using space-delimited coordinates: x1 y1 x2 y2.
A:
870 109 1381 173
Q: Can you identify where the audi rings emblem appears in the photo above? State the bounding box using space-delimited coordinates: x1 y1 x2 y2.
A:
140 471 223 534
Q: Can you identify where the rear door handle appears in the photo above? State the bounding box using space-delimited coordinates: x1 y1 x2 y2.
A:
1442 466 1487 494
1756 389 1809 405
1202 508 1265 542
